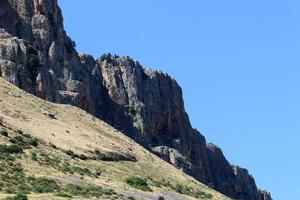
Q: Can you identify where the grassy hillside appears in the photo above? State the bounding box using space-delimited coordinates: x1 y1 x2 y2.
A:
0 78 230 200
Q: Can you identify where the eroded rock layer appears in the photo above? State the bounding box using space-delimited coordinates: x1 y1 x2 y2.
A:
0 1 271 199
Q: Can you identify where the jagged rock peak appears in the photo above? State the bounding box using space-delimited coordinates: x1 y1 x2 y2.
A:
98 53 176 81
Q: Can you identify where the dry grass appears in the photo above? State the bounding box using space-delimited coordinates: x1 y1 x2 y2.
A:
0 78 230 200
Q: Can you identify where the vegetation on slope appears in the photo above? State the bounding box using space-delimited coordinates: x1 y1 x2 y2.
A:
0 78 229 200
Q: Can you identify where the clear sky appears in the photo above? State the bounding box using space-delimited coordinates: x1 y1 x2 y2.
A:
58 1 300 199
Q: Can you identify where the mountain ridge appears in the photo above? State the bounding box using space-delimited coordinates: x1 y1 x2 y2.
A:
0 77 230 200
0 0 271 199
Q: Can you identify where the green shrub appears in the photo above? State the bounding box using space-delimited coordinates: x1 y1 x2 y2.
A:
63 184 116 198
57 160 98 177
60 161 74 174
55 192 73 198
174 183 184 194
153 179 173 188
0 130 8 137
8 134 39 149
72 166 93 177
0 144 23 154
9 136 25 146
125 176 152 192
16 130 23 135
30 152 38 161
29 138 38 147
5 188 17 194
171 183 213 199
0 163 28 193
153 179 212 199
78 154 88 160
39 152 61 167
65 150 77 159
5 193 28 200
94 149 136 162
27 177 60 193
49 143 57 149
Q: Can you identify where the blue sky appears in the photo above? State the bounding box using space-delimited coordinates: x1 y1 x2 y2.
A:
58 1 300 199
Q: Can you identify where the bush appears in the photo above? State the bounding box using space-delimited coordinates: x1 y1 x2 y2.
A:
65 150 77 159
153 179 212 199
38 152 61 167
63 184 116 198
27 177 60 193
60 162 74 174
9 136 25 146
171 183 213 199
153 179 173 188
30 152 37 161
125 176 152 192
8 135 39 148
0 162 26 192
174 183 184 194
78 154 88 160
29 138 38 147
5 193 28 200
55 192 73 198
0 144 23 154
16 130 23 135
72 166 93 177
0 130 8 137
0 118 3 126
94 149 136 162
49 143 57 149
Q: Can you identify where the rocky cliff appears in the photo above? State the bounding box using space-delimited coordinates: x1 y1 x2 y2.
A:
0 0 271 199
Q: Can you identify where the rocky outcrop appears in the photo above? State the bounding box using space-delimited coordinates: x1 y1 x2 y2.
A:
0 1 272 199
98 55 272 200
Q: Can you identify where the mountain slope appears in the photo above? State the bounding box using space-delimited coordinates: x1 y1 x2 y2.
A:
0 0 271 199
0 78 230 200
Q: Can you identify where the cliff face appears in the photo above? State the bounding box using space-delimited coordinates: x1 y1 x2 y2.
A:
0 1 271 199
0 0 108 114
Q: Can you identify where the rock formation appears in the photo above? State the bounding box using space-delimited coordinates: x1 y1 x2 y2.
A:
0 0 271 199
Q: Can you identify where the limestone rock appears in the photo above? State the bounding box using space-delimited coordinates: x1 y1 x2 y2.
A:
98 55 271 199
258 189 272 200
0 1 272 199
42 110 56 119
